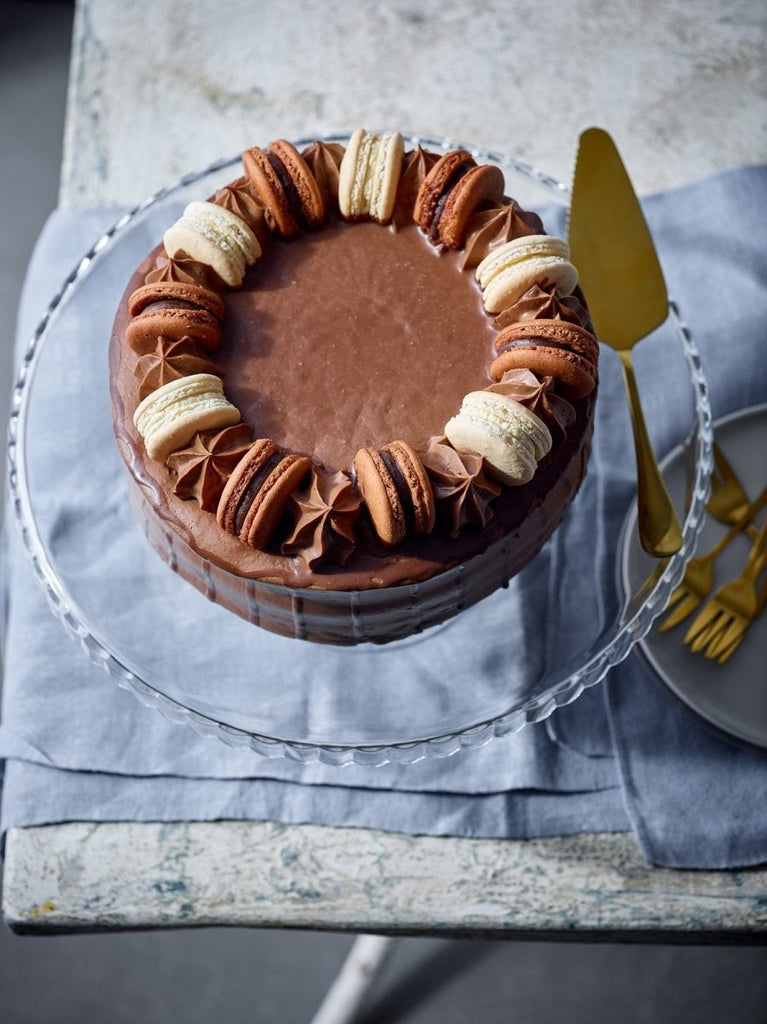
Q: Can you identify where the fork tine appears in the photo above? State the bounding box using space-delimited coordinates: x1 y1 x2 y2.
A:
714 639 741 664
716 577 767 662
685 503 767 659
684 601 724 647
692 624 726 654
704 618 749 659
661 487 767 635
709 618 750 662
706 619 738 654
688 614 728 653
660 592 703 631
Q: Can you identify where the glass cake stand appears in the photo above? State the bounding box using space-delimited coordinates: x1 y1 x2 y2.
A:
7 133 713 766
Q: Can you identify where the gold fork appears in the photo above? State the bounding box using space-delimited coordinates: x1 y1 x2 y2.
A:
708 576 767 663
708 442 758 539
684 515 767 660
660 485 767 631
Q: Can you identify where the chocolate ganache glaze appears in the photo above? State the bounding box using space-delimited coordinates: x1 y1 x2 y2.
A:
220 220 497 470
109 134 597 644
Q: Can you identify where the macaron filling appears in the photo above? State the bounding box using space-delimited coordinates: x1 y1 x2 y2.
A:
427 162 473 241
379 448 416 532
129 282 227 320
352 133 391 218
267 151 310 229
497 337 589 359
233 451 285 535
138 299 201 315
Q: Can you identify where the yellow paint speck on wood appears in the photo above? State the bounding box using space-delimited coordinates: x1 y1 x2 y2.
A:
29 901 56 916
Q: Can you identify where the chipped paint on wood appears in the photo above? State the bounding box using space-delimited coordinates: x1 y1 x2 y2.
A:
4 823 767 937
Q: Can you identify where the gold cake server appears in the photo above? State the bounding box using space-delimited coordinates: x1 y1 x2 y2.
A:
568 127 683 556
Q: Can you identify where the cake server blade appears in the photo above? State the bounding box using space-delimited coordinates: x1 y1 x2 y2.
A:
568 127 683 557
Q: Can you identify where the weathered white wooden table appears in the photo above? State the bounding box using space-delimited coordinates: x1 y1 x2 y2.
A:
5 823 767 941
4 0 767 942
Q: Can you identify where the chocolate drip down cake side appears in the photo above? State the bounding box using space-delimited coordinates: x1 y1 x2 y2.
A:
109 130 599 645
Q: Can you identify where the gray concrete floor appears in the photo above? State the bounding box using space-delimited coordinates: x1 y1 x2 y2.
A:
1 3 767 1022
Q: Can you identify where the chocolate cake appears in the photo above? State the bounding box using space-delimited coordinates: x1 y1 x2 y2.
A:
109 130 599 645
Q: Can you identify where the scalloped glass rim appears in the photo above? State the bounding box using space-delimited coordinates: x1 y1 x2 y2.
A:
7 132 713 766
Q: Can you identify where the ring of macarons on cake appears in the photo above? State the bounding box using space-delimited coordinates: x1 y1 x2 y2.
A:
110 129 599 643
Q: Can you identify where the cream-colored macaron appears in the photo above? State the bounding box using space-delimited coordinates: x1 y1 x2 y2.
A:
163 201 262 287
133 372 241 462
338 129 404 223
475 234 578 314
444 390 552 486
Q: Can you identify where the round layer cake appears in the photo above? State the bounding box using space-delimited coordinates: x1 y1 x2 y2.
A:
109 130 599 645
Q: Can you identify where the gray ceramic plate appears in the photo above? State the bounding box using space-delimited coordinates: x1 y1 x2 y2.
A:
621 404 767 749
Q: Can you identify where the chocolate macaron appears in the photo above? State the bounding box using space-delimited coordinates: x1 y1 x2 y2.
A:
353 441 436 547
490 319 599 400
243 139 325 238
126 281 226 353
414 149 505 249
217 439 312 549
